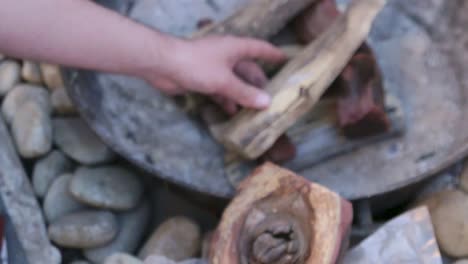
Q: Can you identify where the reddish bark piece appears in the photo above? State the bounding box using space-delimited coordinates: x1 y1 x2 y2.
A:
209 162 353 264
337 46 390 138
294 0 340 44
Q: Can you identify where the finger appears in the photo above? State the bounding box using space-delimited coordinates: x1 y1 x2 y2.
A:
227 37 286 64
234 60 268 88
219 75 271 109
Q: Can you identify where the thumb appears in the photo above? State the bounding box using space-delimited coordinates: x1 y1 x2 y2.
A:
219 75 271 110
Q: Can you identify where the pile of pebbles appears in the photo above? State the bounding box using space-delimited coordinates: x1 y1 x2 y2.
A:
0 55 213 264
3 51 468 264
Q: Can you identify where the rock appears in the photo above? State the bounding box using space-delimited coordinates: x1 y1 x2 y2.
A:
143 255 175 264
139 216 201 261
11 101 52 158
51 87 77 115
53 118 114 164
33 150 73 198
459 161 468 193
0 113 62 264
43 174 87 223
1 83 51 124
420 190 468 257
104 253 143 264
70 166 143 210
0 60 20 96
48 210 118 249
21 61 42 84
150 187 219 233
40 63 64 91
84 200 151 263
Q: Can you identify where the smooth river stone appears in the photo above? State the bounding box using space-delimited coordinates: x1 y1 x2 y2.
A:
53 118 114 165
51 87 77 115
1 83 51 124
104 253 143 264
420 190 468 257
70 166 144 210
33 150 73 198
11 101 52 158
84 200 151 263
40 63 64 91
43 174 87 223
21 61 43 84
48 210 118 249
139 216 201 261
0 60 20 96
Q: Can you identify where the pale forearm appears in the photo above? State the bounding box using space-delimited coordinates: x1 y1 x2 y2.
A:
0 0 178 76
0 0 285 109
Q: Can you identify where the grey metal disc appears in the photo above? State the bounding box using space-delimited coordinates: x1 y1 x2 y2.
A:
64 0 468 199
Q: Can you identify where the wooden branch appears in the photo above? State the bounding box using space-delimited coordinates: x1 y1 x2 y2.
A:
218 0 387 159
209 162 352 264
193 0 318 40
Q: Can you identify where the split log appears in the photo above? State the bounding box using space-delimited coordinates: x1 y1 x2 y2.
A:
218 0 387 159
193 0 318 40
209 162 352 264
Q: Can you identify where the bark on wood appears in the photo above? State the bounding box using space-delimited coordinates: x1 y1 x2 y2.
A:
193 0 318 40
218 0 387 159
337 44 390 138
295 1 390 139
294 0 341 44
209 162 352 264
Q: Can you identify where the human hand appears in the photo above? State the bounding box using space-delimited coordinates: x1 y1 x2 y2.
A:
142 36 285 111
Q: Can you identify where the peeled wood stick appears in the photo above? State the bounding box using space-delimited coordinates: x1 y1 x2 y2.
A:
219 0 387 159
193 0 317 39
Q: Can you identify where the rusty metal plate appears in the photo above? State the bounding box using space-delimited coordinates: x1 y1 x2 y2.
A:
64 0 468 199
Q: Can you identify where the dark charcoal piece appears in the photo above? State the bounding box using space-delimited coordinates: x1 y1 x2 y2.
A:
337 46 390 138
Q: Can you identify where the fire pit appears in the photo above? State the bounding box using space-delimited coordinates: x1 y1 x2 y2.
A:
64 0 468 199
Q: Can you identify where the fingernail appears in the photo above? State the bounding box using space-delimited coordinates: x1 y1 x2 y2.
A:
255 93 271 108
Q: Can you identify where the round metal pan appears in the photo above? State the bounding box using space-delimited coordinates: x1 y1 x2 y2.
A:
64 0 468 199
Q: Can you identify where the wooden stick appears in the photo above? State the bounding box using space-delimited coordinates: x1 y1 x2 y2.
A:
193 0 318 40
209 162 352 264
218 0 387 159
